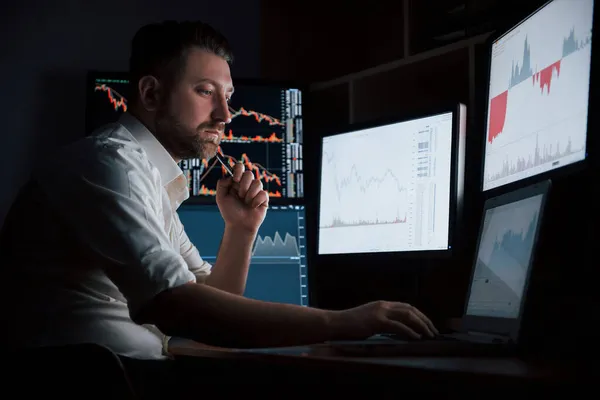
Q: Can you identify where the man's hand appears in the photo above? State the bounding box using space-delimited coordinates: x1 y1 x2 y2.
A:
333 300 439 339
216 162 268 233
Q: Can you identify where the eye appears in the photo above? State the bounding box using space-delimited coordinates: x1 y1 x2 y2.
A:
196 88 213 96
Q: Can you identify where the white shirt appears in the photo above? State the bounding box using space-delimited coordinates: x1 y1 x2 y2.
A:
0 113 211 359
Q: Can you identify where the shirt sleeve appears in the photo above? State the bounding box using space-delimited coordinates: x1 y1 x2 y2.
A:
174 211 212 283
35 138 196 320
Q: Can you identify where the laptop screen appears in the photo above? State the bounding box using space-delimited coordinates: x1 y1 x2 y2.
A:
465 193 545 319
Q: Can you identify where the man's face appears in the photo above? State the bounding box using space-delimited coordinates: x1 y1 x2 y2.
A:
154 47 233 161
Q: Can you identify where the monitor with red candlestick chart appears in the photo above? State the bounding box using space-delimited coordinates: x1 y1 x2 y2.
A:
85 73 304 202
483 0 594 191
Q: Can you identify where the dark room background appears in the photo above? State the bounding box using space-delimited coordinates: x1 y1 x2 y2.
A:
0 0 260 228
1 0 596 353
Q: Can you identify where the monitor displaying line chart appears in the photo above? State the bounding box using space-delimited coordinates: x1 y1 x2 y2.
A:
178 204 309 306
318 112 455 255
483 0 594 191
85 73 304 201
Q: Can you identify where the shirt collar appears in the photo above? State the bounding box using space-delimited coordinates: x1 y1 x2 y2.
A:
118 113 189 209
119 113 182 185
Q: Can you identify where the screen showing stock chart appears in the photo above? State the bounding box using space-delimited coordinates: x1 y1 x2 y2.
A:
178 205 309 306
318 112 454 255
483 0 593 191
87 76 304 201
466 194 544 319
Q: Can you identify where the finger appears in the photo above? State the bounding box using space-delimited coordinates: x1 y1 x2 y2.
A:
232 162 244 183
216 176 233 200
410 306 439 335
390 307 435 338
384 320 421 340
237 171 254 199
244 179 263 205
229 181 241 197
250 190 269 209
216 176 242 198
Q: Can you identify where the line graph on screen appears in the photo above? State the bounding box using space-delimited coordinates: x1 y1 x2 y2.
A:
94 84 128 112
190 146 282 197
252 231 301 262
93 83 282 142
230 107 284 126
319 150 410 229
483 0 593 190
92 79 288 199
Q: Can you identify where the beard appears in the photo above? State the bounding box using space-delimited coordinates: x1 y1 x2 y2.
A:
153 105 220 161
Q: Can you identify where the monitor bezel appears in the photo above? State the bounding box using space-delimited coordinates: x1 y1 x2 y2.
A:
480 0 597 194
461 179 552 343
314 103 466 261
84 70 309 206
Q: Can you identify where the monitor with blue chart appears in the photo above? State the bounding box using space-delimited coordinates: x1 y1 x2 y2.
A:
317 105 466 256
178 204 309 306
482 0 594 191
85 72 305 203
462 180 551 342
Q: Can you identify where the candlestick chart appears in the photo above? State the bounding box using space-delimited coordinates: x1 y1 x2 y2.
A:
85 78 130 134
183 85 303 201
86 76 304 201
183 144 284 198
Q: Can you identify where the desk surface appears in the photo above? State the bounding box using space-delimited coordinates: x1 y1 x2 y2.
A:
168 337 583 384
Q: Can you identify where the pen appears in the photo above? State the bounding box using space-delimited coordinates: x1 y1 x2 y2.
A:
215 153 234 176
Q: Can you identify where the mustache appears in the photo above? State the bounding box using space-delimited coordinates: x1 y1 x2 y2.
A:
198 122 224 132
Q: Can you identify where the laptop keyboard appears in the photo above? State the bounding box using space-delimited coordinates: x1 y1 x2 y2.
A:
375 332 509 344
376 333 461 341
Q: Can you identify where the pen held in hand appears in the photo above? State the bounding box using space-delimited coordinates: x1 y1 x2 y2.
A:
214 153 243 193
215 153 268 208
215 153 234 177
214 153 266 209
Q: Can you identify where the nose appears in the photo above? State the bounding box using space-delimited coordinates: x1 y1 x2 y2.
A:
212 93 232 125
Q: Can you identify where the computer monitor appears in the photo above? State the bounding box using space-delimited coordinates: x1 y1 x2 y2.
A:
85 72 305 202
463 180 551 342
317 104 466 256
482 0 594 192
178 204 309 306
85 72 131 134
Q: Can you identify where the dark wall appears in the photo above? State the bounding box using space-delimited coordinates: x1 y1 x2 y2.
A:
0 0 261 227
260 0 407 83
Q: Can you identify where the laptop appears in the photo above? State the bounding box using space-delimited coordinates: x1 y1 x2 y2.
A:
325 179 552 357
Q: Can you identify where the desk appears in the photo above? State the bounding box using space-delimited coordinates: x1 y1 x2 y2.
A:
167 338 586 393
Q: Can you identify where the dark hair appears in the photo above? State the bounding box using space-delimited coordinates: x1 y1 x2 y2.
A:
128 20 234 104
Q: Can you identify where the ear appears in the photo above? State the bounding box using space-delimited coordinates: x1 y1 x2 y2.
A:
137 76 162 112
